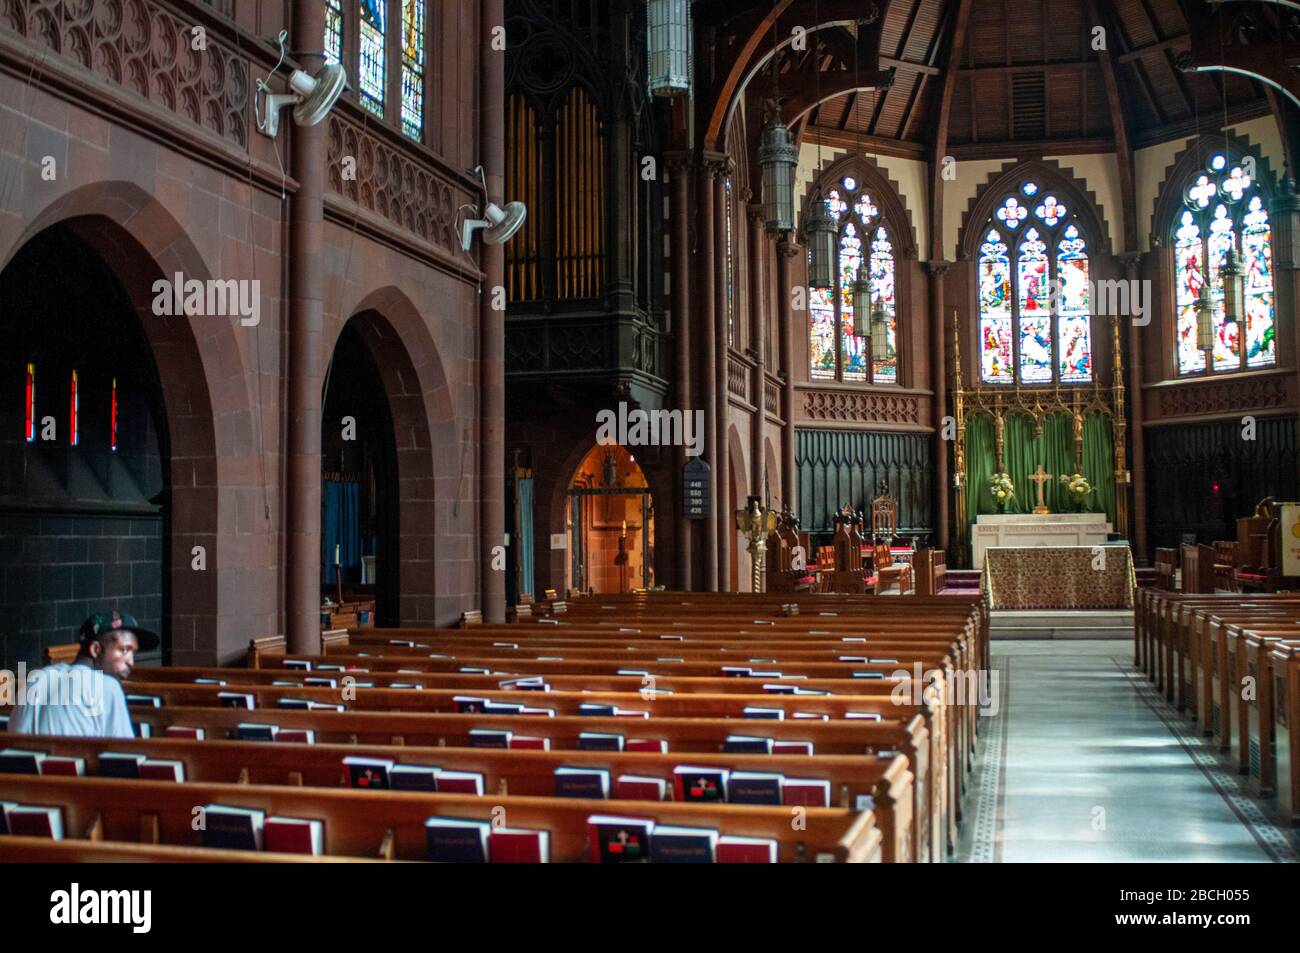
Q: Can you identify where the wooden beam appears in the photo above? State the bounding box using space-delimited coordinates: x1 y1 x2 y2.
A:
947 137 1117 160
1087 0 1137 252
929 0 973 261
797 124 929 159
1117 34 1189 64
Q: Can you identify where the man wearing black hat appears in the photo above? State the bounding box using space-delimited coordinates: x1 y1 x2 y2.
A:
7 610 160 738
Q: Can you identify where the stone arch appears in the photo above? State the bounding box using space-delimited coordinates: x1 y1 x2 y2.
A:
727 424 750 591
328 286 454 625
5 181 256 664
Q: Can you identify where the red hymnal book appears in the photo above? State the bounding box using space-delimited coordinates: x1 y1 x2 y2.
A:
435 771 485 795
165 726 206 740
772 741 814 756
265 817 324 855
139 760 186 782
781 779 831 808
508 736 550 750
489 828 550 863
38 757 85 777
716 835 778 863
624 739 667 754
7 805 63 839
276 729 316 744
614 775 666 801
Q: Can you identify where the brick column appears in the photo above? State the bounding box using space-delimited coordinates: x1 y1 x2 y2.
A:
711 159 731 591
697 159 719 591
667 154 694 589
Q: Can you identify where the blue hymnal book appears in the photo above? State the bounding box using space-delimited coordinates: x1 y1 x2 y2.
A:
650 825 718 863
425 817 491 863
578 703 616 717
469 729 511 749
125 694 162 708
727 772 784 805
554 766 610 799
723 735 773 754
0 749 44 775
453 696 488 713
742 707 784 720
236 723 278 742
277 698 312 709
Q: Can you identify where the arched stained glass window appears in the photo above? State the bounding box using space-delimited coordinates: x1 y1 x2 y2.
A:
807 175 898 384
358 0 387 117
400 0 426 139
977 180 1092 384
1172 153 1276 374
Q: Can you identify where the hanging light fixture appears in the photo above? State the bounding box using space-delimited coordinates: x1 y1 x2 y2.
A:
805 195 836 288
1195 281 1214 353
759 4 797 234
759 119 798 234
646 0 691 97
1221 248 1244 326
850 260 871 335
870 294 890 362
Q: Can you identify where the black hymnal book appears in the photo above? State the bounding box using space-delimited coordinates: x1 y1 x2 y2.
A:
554 766 610 799
727 772 784 805
236 723 278 742
0 749 45 775
201 804 265 851
343 756 393 789
723 735 773 754
425 817 491 863
587 815 655 863
481 702 525 716
673 766 729 803
125 694 162 708
217 692 256 710
390 764 440 792
577 732 624 752
277 698 312 710
97 752 147 779
304 677 338 688
650 825 718 863
283 660 311 671
742 707 785 720
577 703 616 717
453 695 488 713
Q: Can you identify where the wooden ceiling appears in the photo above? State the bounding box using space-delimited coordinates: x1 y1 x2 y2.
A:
698 0 1274 158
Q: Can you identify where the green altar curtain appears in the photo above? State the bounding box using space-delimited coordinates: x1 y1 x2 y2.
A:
965 411 1117 535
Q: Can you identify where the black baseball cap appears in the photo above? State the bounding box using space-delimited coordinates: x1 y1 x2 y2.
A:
79 611 160 653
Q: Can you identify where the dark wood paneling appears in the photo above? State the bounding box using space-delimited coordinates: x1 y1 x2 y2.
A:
795 429 933 539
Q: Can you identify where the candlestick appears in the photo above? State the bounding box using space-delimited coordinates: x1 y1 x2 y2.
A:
334 543 340 565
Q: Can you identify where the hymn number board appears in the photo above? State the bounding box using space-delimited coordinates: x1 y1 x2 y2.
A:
683 459 711 520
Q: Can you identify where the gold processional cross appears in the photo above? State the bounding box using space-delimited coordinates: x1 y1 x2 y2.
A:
1029 464 1052 515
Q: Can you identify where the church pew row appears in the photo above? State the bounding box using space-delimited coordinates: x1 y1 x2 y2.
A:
100 682 946 860
96 703 939 858
1 733 918 862
125 661 952 856
1135 589 1300 823
0 775 883 862
0 837 393 862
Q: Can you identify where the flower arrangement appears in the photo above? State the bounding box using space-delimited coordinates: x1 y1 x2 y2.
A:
989 471 1014 511
1060 472 1092 510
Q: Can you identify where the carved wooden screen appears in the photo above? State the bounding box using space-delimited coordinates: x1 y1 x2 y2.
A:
505 94 543 302
555 86 605 300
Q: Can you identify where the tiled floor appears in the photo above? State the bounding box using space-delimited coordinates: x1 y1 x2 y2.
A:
956 640 1298 863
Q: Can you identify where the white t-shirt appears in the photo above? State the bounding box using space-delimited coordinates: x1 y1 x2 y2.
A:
7 662 135 738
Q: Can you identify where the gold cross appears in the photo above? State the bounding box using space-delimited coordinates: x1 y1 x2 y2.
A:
1029 464 1052 514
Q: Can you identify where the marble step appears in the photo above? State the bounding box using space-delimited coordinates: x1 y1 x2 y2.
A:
990 609 1134 640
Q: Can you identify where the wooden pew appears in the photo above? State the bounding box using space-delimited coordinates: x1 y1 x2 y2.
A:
0 775 883 862
2 733 918 862
1271 642 1300 825
1179 543 1217 594
0 838 388 862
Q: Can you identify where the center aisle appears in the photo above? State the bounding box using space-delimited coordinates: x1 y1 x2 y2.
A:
956 640 1296 863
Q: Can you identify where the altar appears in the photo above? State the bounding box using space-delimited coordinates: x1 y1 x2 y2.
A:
982 544 1135 610
971 512 1111 568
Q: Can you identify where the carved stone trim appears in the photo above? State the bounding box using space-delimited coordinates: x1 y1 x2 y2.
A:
801 388 922 426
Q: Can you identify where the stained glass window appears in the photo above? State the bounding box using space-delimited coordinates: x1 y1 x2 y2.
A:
359 0 386 118
324 0 344 65
400 0 425 139
870 228 897 383
978 231 1013 383
977 180 1092 384
24 362 35 443
69 370 78 447
1173 153 1276 375
807 173 898 384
